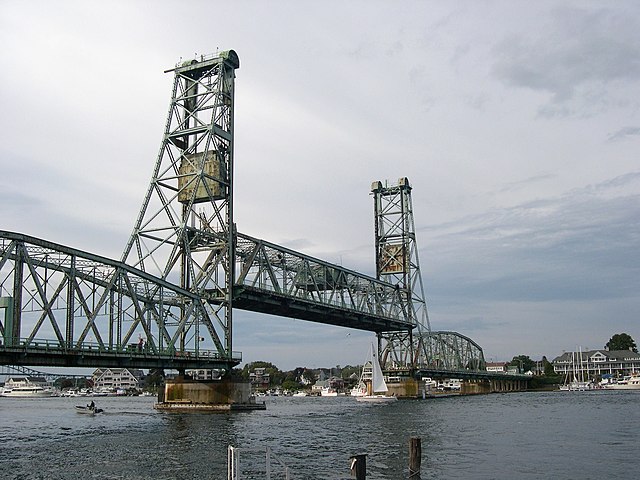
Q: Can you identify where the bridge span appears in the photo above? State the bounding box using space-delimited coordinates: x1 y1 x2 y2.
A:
1 50 500 386
0 230 413 371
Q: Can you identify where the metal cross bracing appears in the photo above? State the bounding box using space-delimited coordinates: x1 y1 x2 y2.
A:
418 331 486 372
0 365 88 383
372 178 431 368
0 231 240 370
120 51 240 367
233 233 412 332
0 228 414 370
371 178 486 374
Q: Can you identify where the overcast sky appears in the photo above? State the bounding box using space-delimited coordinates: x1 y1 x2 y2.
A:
1 1 638 370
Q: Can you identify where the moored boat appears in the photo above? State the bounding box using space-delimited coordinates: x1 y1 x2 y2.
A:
320 386 338 397
350 383 367 397
604 373 640 390
0 378 53 398
559 348 595 391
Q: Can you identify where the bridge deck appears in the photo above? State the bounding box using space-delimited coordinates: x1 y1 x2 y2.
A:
0 343 241 371
233 285 412 332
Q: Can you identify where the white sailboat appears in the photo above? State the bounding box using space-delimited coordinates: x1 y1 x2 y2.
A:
559 348 594 391
356 344 398 403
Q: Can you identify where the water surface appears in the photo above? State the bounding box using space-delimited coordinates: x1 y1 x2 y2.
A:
1 390 638 479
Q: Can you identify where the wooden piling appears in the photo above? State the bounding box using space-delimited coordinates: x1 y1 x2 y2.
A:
409 437 421 479
349 454 367 479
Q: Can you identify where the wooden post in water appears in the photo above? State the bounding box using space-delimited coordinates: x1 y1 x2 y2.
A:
409 437 421 479
349 454 367 479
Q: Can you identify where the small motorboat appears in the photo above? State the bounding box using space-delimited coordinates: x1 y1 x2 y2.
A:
75 403 104 415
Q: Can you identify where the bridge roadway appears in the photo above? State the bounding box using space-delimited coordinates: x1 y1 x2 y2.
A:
0 231 414 371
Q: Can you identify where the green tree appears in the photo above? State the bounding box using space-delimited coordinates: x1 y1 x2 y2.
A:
509 355 535 373
281 379 302 392
241 361 284 385
605 333 637 353
144 369 165 391
301 368 317 385
542 356 556 376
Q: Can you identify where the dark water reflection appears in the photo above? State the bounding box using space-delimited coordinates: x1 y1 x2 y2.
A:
1 390 639 479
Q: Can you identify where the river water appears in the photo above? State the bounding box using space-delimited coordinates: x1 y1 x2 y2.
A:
1 390 639 479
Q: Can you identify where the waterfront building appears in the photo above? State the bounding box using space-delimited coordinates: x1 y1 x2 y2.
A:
552 349 640 379
92 368 142 392
311 380 328 394
486 362 509 373
312 376 344 394
249 368 270 391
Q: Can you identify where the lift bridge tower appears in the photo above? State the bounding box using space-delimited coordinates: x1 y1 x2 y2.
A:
121 51 240 365
372 178 432 370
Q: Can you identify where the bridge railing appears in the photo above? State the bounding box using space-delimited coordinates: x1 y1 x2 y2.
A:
0 337 241 361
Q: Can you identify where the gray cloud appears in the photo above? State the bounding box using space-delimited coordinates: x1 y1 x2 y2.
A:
2 1 639 367
424 172 640 305
498 174 557 193
492 6 640 116
607 126 640 142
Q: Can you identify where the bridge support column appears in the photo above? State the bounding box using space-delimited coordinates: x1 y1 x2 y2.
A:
488 378 528 393
0 297 14 347
460 379 491 395
387 378 420 398
155 376 266 411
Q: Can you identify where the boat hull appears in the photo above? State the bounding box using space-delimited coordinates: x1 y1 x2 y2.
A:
605 384 640 390
604 374 640 390
320 389 338 397
356 395 398 403
0 388 52 398
75 406 103 414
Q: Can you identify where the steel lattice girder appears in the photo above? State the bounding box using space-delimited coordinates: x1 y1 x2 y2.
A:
121 51 240 359
232 233 415 332
372 178 433 369
0 228 415 369
0 231 237 369
418 331 486 371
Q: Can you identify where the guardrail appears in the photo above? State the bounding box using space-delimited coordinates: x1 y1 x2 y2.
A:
228 445 290 480
0 337 242 369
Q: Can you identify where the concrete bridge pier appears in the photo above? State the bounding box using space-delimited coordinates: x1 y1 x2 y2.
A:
489 378 527 393
390 376 528 398
155 376 266 411
460 379 492 395
387 378 420 398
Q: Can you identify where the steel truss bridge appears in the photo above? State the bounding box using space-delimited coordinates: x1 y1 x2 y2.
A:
0 365 88 383
0 230 417 370
1 50 489 379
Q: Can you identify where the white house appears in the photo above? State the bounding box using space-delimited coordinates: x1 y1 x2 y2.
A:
486 362 508 373
92 368 142 392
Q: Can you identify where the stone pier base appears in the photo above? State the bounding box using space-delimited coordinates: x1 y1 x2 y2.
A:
154 377 266 411
387 378 420 398
387 377 528 398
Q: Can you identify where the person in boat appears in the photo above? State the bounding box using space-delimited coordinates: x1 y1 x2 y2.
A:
88 400 95 410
